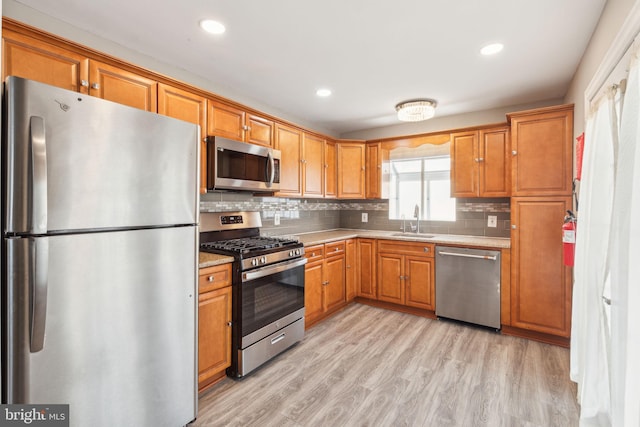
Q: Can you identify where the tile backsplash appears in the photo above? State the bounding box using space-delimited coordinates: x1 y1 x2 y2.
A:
200 192 510 238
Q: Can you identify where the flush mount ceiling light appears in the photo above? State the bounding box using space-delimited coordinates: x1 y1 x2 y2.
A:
200 19 226 35
316 88 332 97
480 43 504 56
395 100 437 122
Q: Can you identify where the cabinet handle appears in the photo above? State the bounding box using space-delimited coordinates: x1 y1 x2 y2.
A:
81 80 89 87
346 265 351 269
424 247 430 253
243 125 250 131
512 225 517 229
478 157 484 162
227 321 232 327
512 150 517 156
91 83 100 89
207 275 215 282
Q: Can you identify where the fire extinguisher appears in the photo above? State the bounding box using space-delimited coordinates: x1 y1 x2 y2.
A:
563 210 577 267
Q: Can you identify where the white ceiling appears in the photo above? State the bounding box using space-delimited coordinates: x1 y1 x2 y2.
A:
14 0 607 135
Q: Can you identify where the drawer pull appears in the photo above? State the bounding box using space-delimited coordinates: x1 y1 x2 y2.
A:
271 333 286 345
207 275 215 282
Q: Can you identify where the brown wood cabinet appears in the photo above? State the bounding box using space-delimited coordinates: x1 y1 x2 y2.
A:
304 241 347 327
508 197 572 341
1 28 89 93
451 126 510 197
198 263 232 392
357 238 377 299
275 123 303 197
508 105 573 196
377 240 435 310
324 140 338 198
345 239 357 301
337 141 366 199
89 60 158 111
365 143 387 199
207 99 274 146
302 133 325 198
158 83 207 194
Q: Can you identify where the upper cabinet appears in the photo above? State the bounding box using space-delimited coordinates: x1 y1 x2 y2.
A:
275 123 303 197
507 105 574 196
207 99 274 147
324 140 338 198
158 84 208 194
2 28 89 93
89 60 157 111
337 141 366 199
302 133 325 198
451 126 510 197
365 142 389 199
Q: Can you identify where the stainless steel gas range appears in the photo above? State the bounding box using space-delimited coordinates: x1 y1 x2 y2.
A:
200 211 306 377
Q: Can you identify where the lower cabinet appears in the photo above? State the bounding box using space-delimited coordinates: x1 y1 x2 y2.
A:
377 240 435 311
304 241 347 327
357 238 377 299
198 263 232 392
345 239 357 301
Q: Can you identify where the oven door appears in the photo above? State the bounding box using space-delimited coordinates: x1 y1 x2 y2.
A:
239 258 306 347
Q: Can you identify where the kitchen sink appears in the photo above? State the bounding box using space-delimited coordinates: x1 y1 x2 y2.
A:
391 232 436 238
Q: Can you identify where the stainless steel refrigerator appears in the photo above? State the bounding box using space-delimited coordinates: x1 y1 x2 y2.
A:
1 77 199 426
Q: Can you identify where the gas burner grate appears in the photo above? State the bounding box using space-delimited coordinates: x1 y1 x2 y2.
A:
201 236 299 254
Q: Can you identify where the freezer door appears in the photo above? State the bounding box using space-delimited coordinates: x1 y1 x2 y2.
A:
4 77 199 234
3 227 197 426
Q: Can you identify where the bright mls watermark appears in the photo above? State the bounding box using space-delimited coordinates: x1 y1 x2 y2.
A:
0 405 68 426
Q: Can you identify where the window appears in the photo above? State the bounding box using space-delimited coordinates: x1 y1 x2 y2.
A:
388 155 456 221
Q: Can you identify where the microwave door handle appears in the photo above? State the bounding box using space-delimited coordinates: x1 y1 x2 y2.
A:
30 116 48 234
267 151 275 187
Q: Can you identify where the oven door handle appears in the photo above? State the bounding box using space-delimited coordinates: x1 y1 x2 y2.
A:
242 257 308 282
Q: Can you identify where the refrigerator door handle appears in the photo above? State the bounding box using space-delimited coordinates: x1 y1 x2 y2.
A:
30 116 48 234
30 237 49 352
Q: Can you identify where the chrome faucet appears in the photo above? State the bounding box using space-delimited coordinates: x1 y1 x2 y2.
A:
413 204 420 233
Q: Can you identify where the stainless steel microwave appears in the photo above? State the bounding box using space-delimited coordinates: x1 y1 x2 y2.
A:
207 137 281 192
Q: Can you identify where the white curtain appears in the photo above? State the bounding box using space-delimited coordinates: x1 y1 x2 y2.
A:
572 40 640 427
609 46 640 427
571 87 616 426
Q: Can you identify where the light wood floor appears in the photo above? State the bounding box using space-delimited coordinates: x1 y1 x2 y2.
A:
194 304 579 427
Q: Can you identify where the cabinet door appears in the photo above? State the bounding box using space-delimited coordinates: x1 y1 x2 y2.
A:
405 256 434 310
345 239 357 301
479 127 510 197
337 142 366 198
2 29 89 93
89 60 157 111
275 124 303 197
304 260 324 325
358 239 377 299
511 197 572 337
451 131 479 197
302 133 325 197
207 99 245 141
245 113 274 146
324 255 346 312
324 140 337 198
377 252 404 305
366 143 382 199
510 106 573 196
198 286 232 390
158 84 207 194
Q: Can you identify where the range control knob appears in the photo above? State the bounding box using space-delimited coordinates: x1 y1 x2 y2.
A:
261 256 267 264
251 259 259 266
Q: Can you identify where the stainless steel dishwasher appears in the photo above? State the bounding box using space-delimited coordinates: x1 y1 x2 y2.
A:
435 246 501 329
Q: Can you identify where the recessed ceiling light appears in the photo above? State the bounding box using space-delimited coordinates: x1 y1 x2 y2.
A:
316 88 332 97
200 19 226 35
480 43 504 56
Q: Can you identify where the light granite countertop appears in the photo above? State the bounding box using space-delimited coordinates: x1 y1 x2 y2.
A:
199 252 235 269
294 229 511 249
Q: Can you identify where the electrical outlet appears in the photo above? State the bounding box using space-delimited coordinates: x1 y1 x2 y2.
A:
274 213 281 226
487 215 497 228
361 213 368 223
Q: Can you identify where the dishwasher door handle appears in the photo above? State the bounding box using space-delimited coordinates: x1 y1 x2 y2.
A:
438 251 497 261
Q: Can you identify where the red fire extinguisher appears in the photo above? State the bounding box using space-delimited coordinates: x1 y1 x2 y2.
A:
563 210 577 267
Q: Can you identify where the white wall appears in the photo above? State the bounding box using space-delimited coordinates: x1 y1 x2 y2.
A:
564 0 637 137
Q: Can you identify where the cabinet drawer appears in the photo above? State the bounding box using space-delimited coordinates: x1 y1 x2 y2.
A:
377 240 434 257
305 244 325 263
199 263 232 293
325 241 346 258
